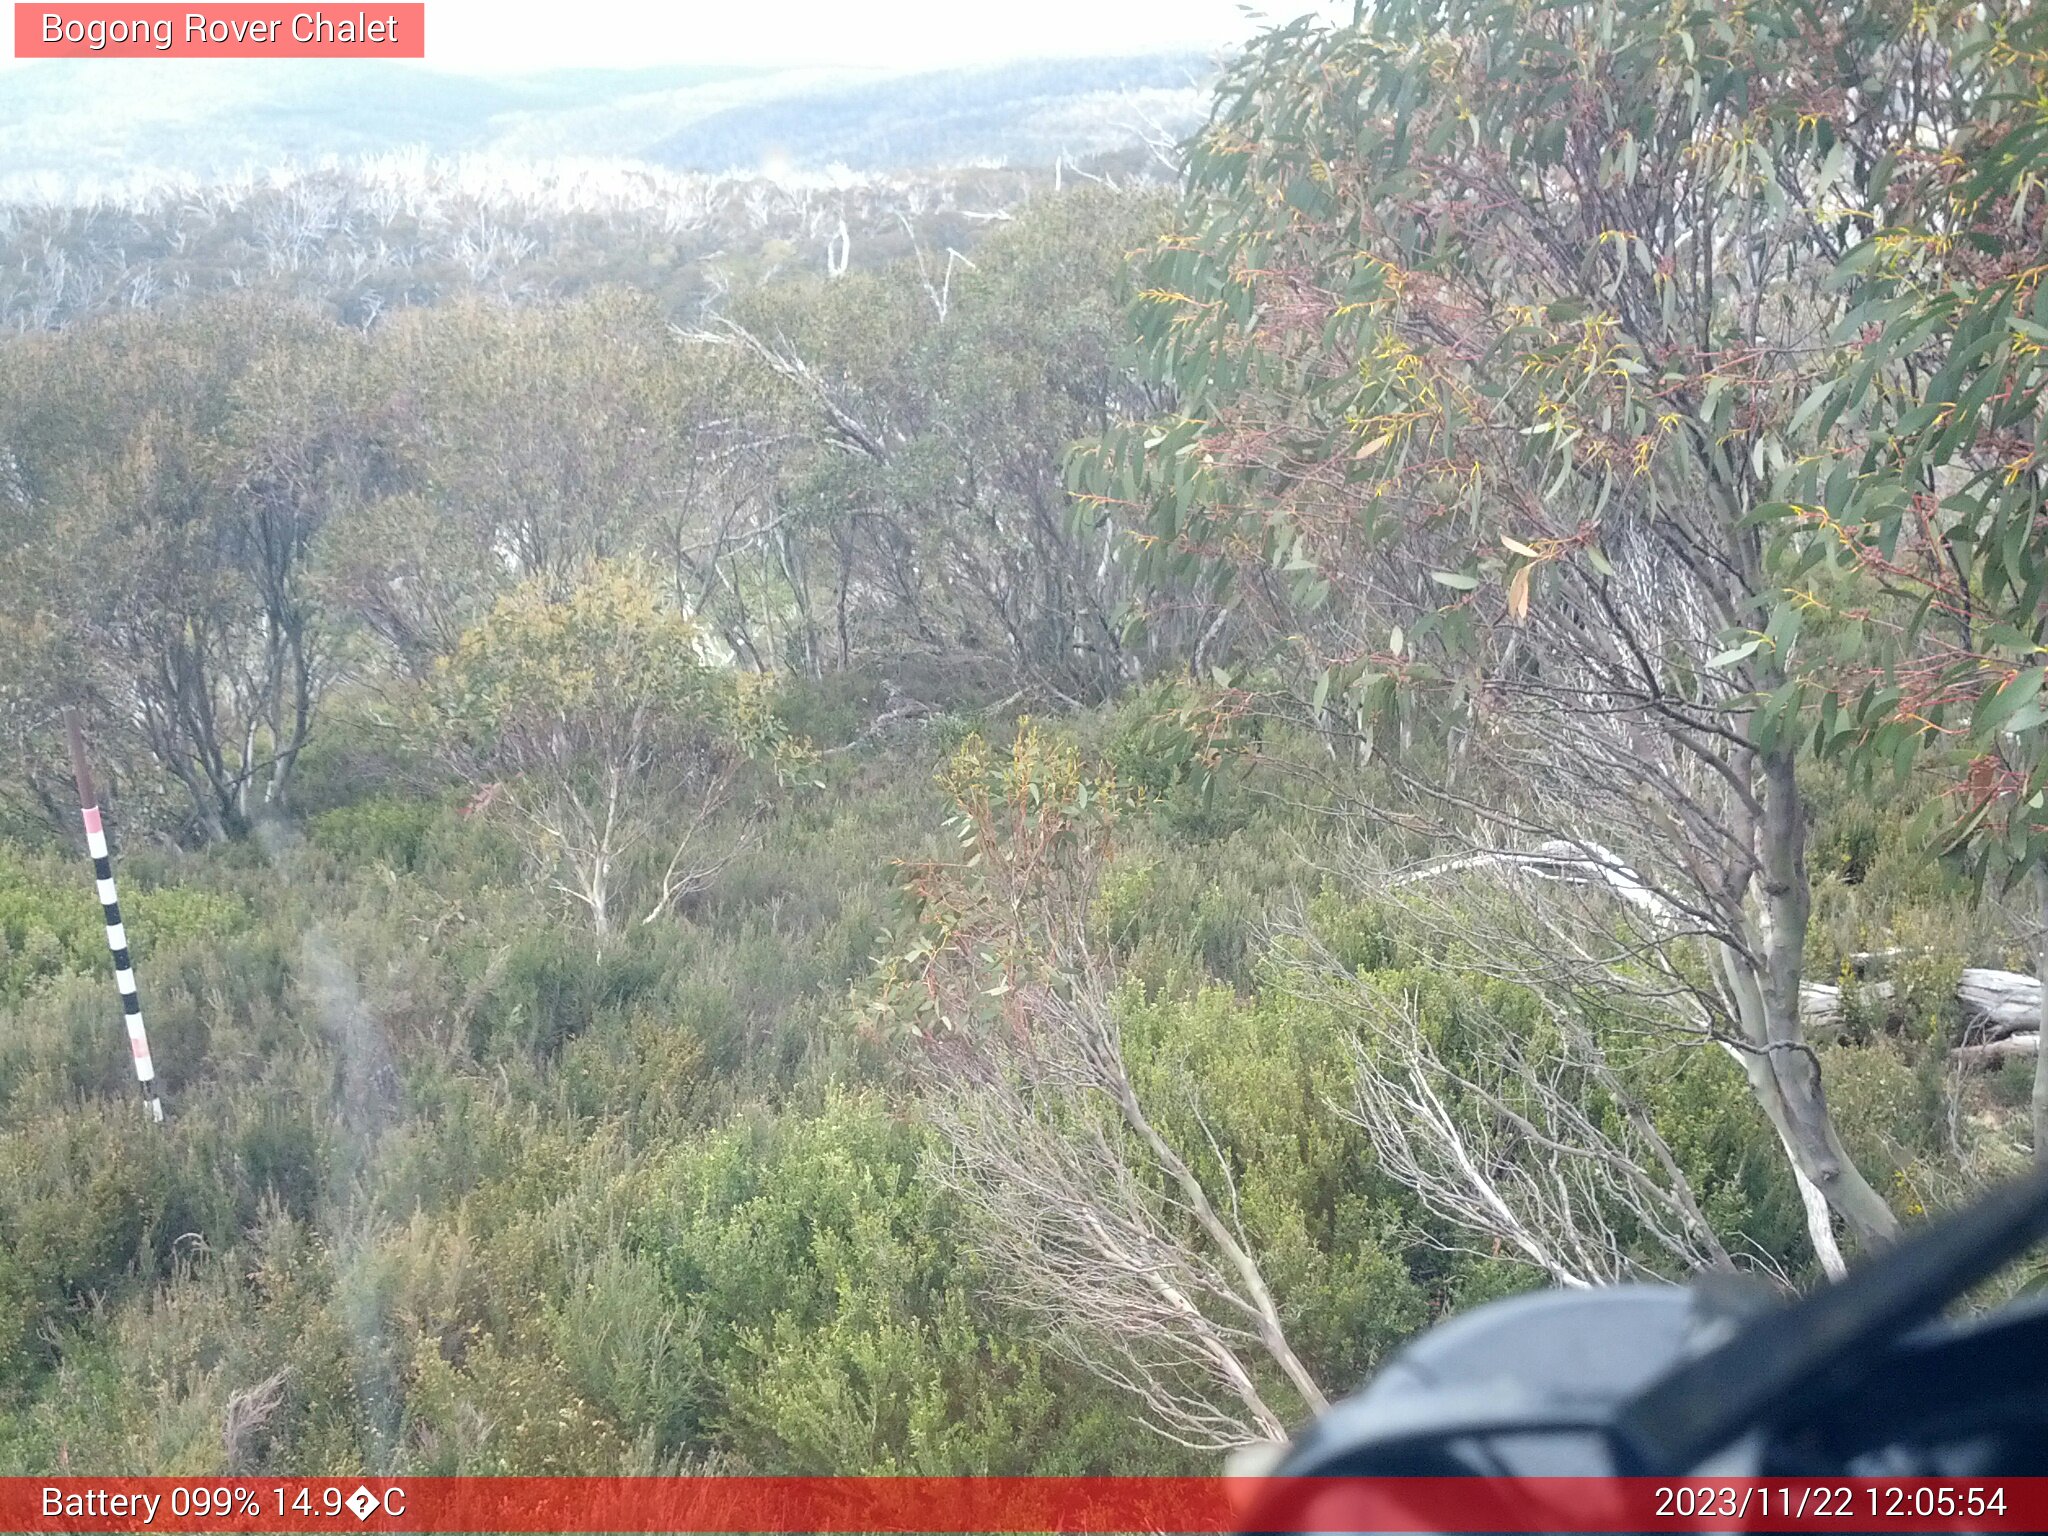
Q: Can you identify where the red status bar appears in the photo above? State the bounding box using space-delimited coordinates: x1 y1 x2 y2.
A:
8 1476 2046 1533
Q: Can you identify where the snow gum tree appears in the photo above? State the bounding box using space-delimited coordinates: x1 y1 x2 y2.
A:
1077 0 2048 1254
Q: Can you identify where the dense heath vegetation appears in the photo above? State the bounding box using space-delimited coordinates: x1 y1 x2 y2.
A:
3 0 2048 1473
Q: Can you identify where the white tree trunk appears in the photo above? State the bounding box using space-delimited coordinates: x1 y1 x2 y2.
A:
2034 865 2048 1166
1788 1158 1848 1281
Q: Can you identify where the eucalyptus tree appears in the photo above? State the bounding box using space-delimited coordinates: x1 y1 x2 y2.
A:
1073 0 2044 1254
1779 3 2048 1159
321 290 699 671
431 560 790 944
0 296 384 840
865 726 1329 1449
709 190 1168 700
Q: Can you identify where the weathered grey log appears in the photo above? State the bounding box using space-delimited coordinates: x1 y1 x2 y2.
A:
1802 968 2038 1039
1957 969 2043 1040
1398 845 2044 1061
1950 1033 2039 1070
1798 981 1882 1028
1808 967 2042 1072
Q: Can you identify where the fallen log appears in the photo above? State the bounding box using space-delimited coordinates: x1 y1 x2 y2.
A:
1957 968 2043 1040
1803 967 2040 1043
1950 1033 2039 1070
1395 844 2043 1054
1798 980 1887 1027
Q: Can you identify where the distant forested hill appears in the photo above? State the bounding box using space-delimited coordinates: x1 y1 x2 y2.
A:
643 55 1207 171
0 53 1211 197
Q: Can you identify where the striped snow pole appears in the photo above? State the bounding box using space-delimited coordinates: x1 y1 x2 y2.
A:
64 712 163 1123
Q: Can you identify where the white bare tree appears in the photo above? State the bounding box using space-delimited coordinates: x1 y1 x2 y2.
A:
921 955 1327 1450
886 730 1324 1451
1268 910 1743 1287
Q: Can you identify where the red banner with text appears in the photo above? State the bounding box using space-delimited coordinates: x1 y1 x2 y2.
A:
14 5 424 58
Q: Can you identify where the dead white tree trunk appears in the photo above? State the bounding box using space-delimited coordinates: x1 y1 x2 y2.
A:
1380 830 1900 1266
1279 915 1742 1286
2034 864 2048 1165
921 961 1326 1451
1402 842 2043 1054
1805 967 2043 1040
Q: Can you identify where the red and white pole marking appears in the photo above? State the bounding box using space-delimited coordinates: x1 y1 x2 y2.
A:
64 712 163 1123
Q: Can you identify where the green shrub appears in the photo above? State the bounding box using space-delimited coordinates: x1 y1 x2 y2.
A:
308 797 443 875
463 930 670 1062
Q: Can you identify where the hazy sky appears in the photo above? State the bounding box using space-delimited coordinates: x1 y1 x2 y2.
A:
0 1 1357 92
430 1 1294 72
0 2 1310 73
